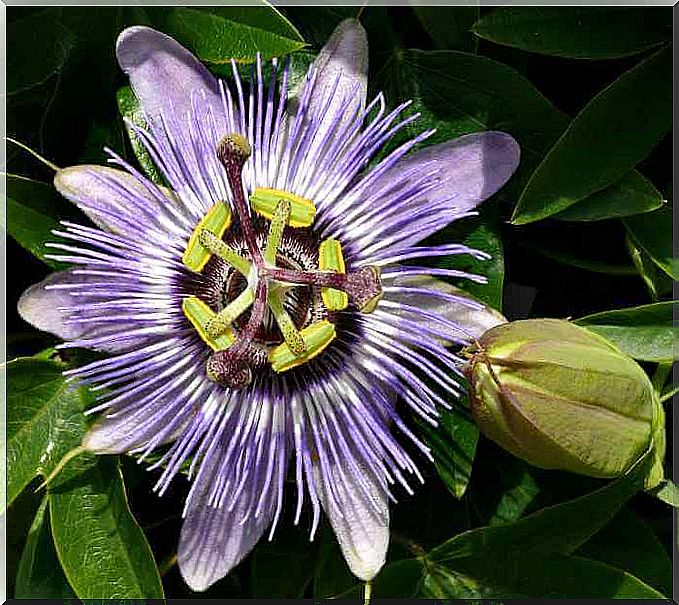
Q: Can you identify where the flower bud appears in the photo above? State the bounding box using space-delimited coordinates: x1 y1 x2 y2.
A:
465 319 663 486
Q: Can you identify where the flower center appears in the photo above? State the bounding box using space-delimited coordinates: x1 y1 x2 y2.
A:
181 134 383 389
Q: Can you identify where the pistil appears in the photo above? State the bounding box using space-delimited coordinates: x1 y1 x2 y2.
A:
217 134 264 268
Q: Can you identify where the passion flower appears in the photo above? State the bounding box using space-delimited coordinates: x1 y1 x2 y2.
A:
17 20 520 590
466 319 664 486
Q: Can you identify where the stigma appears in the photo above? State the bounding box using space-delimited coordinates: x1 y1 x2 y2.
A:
180 134 383 389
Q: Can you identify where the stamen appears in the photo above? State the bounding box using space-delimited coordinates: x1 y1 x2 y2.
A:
264 199 291 265
198 229 251 277
182 296 235 351
269 320 336 372
217 133 263 267
251 187 316 228
319 239 348 311
268 291 306 356
182 201 232 272
205 287 254 339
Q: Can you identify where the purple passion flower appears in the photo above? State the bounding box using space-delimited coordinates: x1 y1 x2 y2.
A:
18 20 519 591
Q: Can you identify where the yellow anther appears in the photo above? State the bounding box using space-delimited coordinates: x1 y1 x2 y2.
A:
264 199 291 265
319 238 349 311
205 287 254 339
251 187 316 228
182 296 235 351
269 320 336 373
182 202 232 272
268 291 306 356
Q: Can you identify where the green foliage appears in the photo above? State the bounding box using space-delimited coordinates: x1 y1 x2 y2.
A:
473 8 671 59
575 301 677 362
4 174 79 269
6 4 675 600
512 46 671 224
162 7 305 64
5 357 163 598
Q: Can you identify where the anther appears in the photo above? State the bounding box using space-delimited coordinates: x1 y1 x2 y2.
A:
182 296 235 351
251 187 316 228
182 201 232 272
319 238 349 311
270 320 336 373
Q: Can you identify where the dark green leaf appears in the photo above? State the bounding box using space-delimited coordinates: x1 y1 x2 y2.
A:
164 7 306 65
413 7 480 53
5 174 79 269
8 8 76 95
116 87 164 185
575 301 677 362
512 47 672 224
426 554 666 598
577 507 672 595
4 358 88 508
15 499 76 598
49 456 165 599
417 407 478 499
473 8 671 59
554 171 665 222
624 204 678 280
481 455 541 526
313 525 357 598
250 521 318 597
4 357 163 598
626 233 673 300
519 240 637 276
374 48 650 212
429 202 505 309
190 5 304 42
431 450 652 560
371 551 665 598
651 480 679 507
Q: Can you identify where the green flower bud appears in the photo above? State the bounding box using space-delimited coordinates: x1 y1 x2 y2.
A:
465 319 664 486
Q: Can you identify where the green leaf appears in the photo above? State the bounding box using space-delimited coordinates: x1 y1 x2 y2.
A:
575 301 677 362
473 8 671 60
4 358 88 509
417 407 478 499
250 521 318 597
164 7 306 65
116 86 164 185
48 456 165 599
8 8 76 95
625 233 673 301
4 357 163 598
374 48 650 213
512 47 672 224
577 507 672 595
429 201 505 309
624 205 678 280
5 174 79 269
431 450 652 560
371 551 665 598
650 480 679 507
413 7 480 53
427 554 666 598
554 171 665 222
15 499 76 598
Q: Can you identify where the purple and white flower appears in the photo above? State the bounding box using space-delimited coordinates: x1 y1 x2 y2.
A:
18 19 519 591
